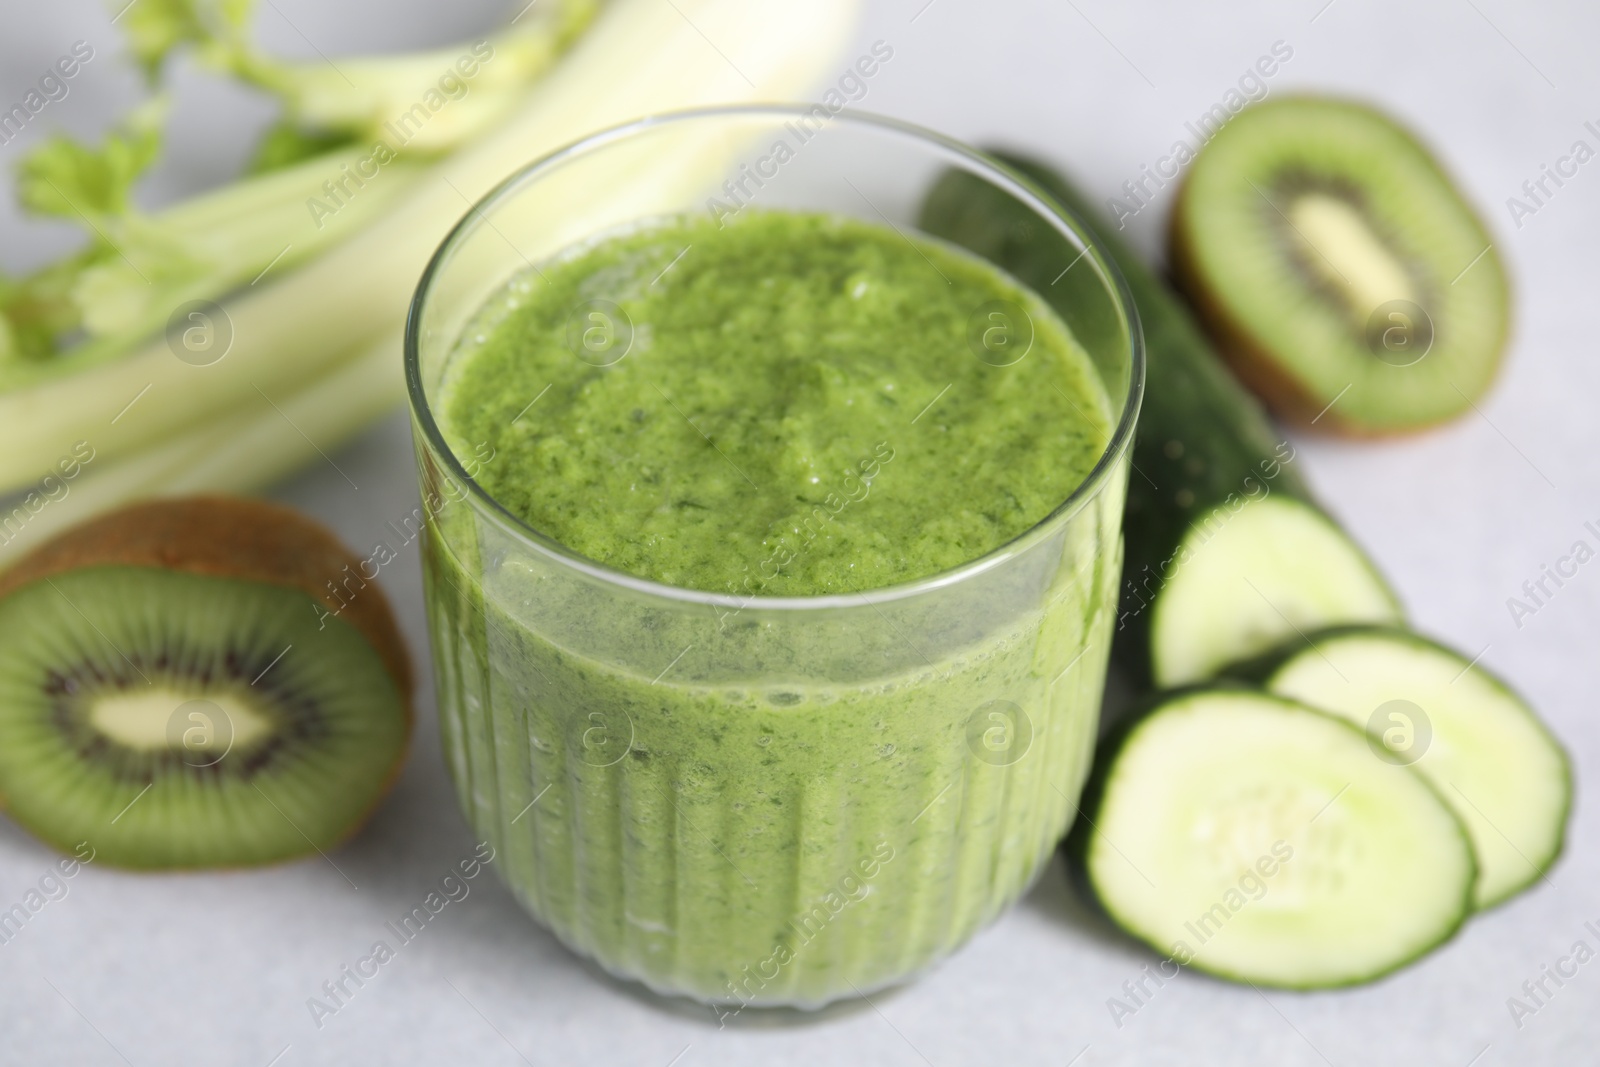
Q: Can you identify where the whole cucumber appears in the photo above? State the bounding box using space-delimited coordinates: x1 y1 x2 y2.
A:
918 153 1399 685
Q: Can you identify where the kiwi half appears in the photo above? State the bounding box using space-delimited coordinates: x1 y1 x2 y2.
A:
0 496 411 870
1171 96 1509 435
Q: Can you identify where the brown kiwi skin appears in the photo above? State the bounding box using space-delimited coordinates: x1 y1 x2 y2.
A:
0 495 414 868
1166 107 1512 439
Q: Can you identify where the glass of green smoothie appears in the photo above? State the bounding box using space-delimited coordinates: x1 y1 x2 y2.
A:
405 107 1142 1009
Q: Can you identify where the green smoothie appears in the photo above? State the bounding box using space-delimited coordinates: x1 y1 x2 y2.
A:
420 210 1125 1006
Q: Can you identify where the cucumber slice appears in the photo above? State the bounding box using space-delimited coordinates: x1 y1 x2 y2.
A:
1149 495 1400 687
917 154 1402 688
1073 687 1475 988
1262 627 1570 909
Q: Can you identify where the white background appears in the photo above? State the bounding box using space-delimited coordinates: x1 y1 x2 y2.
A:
1 1 1596 1064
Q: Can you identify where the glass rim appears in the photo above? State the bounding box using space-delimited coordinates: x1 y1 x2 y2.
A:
404 104 1145 611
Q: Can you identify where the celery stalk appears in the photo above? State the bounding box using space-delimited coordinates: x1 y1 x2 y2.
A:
2 146 422 391
0 331 402 569
2 0 598 383
0 0 862 495
220 0 601 155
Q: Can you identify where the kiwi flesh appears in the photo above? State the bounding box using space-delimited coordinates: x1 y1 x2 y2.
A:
1171 96 1509 435
0 496 411 870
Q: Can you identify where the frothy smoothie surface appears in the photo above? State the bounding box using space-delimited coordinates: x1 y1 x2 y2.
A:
438 211 1113 595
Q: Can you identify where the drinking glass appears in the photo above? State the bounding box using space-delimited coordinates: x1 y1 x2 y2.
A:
405 106 1143 1008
